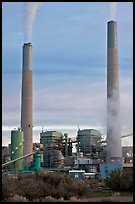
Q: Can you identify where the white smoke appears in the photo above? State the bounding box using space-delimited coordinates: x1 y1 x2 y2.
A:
24 2 44 42
107 89 122 159
107 94 121 133
108 2 117 20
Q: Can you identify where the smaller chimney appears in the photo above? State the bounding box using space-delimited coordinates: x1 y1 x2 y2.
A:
21 42 33 165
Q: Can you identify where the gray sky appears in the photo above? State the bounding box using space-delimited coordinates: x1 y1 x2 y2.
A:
2 2 133 146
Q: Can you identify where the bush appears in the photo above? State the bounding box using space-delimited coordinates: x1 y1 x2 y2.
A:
39 196 58 202
105 169 133 191
51 182 69 200
69 180 88 197
42 172 62 188
16 177 45 201
2 176 18 201
70 196 79 202
4 194 29 202
2 171 106 201
84 178 100 191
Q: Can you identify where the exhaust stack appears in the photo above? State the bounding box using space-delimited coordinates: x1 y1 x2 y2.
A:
106 21 122 163
21 43 33 165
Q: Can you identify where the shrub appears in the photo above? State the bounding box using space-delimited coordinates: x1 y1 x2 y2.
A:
105 169 133 191
4 194 29 202
2 176 18 201
16 177 44 201
70 196 79 202
71 180 88 197
2 171 99 201
84 178 100 191
42 172 62 188
40 196 58 202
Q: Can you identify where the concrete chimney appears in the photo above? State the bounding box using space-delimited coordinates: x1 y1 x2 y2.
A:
106 21 122 163
21 43 33 165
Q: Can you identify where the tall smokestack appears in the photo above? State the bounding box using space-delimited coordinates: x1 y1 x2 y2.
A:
106 21 122 163
21 43 33 165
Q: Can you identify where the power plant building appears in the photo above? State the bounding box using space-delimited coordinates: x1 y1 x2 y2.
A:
77 129 102 158
21 43 33 165
40 131 64 168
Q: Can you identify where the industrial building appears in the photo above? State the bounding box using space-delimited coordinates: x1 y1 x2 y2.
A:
76 129 104 158
2 146 10 164
40 130 64 168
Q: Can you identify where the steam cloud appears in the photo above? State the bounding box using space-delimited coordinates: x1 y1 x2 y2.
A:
108 2 117 20
107 89 122 160
24 2 44 42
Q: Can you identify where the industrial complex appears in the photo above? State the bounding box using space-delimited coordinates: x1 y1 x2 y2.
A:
2 20 133 179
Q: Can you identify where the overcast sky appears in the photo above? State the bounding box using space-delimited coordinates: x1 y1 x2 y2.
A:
2 2 133 147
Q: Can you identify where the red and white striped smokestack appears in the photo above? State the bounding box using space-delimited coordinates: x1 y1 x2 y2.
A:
21 43 33 165
106 21 122 163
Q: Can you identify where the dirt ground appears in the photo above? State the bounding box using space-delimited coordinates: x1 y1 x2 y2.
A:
66 195 133 202
80 195 133 202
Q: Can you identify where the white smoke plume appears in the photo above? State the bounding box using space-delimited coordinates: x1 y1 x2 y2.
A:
108 2 117 20
107 89 122 160
24 2 44 42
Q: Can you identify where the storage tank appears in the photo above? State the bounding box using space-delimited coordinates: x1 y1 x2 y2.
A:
11 129 24 171
32 153 41 169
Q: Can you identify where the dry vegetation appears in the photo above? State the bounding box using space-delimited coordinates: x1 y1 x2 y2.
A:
2 169 133 202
